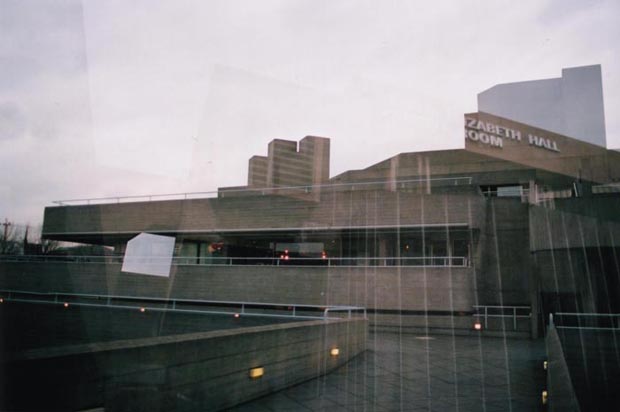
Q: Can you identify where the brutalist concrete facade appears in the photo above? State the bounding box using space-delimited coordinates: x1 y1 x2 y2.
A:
20 111 620 337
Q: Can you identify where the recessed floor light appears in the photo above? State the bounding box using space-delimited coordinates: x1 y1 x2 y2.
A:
415 336 435 340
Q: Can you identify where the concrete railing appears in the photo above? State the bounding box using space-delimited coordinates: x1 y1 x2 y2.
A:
545 314 582 412
2 315 368 411
50 176 474 206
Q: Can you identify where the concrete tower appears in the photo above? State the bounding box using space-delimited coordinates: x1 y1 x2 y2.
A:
478 65 606 147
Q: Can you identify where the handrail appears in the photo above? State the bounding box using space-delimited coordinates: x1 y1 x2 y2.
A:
554 312 620 317
472 305 531 330
323 306 367 319
0 289 366 321
51 176 474 206
0 254 469 267
551 312 620 330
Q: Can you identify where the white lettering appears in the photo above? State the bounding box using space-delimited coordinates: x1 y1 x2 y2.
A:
465 117 558 151
490 135 503 148
467 130 502 148
528 134 560 152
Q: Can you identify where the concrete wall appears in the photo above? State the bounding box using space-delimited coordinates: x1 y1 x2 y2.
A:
529 205 620 251
476 198 532 305
246 136 330 189
545 325 581 411
0 262 475 313
248 155 268 187
529 204 620 313
3 317 366 411
2 260 534 336
465 111 620 184
42 190 485 243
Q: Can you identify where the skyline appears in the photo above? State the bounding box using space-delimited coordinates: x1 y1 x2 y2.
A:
1 0 619 224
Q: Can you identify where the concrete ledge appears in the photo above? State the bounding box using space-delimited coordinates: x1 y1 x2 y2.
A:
2 317 367 411
545 325 581 412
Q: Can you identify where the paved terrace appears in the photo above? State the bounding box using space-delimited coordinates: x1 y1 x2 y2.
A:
232 332 546 412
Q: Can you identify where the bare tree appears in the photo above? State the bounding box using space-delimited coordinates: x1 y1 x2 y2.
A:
1 218 23 254
32 223 60 255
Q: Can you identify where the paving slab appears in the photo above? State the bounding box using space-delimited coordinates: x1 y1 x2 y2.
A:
230 331 546 412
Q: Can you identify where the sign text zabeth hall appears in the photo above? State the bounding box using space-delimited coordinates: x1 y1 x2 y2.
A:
465 117 560 152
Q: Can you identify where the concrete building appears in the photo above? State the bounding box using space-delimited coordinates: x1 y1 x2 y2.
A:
2 66 619 411
1 66 618 341
27 109 620 338
478 65 607 147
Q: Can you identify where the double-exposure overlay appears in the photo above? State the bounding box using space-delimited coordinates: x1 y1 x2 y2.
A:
1 3 619 412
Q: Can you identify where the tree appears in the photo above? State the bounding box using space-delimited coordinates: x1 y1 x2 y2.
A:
0 220 60 255
32 223 60 255
1 218 22 254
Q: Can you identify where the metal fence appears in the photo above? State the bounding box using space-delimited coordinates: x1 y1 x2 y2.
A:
0 254 469 267
472 305 531 330
51 176 474 206
550 312 620 330
0 289 366 321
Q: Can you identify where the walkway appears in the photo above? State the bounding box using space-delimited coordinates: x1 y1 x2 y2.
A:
231 331 546 412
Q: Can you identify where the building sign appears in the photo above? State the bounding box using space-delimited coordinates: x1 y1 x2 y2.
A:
465 117 560 152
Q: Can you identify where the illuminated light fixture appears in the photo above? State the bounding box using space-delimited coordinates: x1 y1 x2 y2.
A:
541 390 548 405
0 298 4 303
330 348 340 357
415 336 435 341
234 313 240 318
249 367 264 379
473 322 482 331
543 361 548 370
140 307 146 312
63 302 69 308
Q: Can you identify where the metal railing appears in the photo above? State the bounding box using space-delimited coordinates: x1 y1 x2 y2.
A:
51 176 474 206
0 289 366 321
551 312 620 331
473 305 531 330
0 254 469 267
0 254 123 264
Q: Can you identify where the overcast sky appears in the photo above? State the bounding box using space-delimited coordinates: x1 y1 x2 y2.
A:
1 0 619 224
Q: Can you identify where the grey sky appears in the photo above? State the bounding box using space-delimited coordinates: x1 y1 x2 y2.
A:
1 0 619 224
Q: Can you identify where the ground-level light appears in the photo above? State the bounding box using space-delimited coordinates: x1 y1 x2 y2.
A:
249 367 264 379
